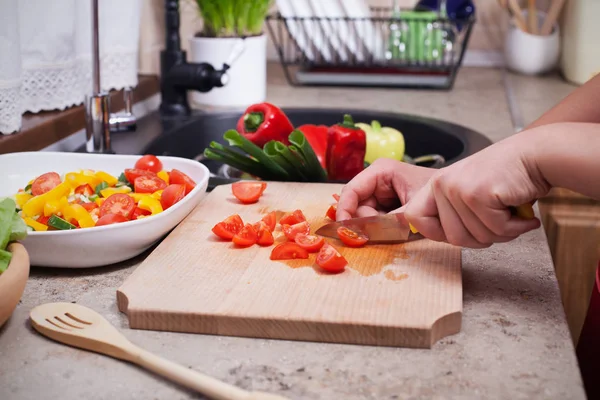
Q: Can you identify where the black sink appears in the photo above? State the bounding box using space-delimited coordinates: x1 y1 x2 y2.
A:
141 108 492 186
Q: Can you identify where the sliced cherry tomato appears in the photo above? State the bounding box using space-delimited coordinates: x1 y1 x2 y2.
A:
282 221 311 241
212 214 244 240
37 215 50 225
337 226 369 247
99 193 135 218
169 169 196 195
96 213 129 226
231 181 265 204
316 243 348 273
31 172 61 196
160 184 186 210
270 242 309 260
261 211 277 232
69 218 80 228
326 204 337 220
333 194 340 202
124 168 157 184
279 210 306 226
232 223 258 247
131 206 151 220
74 184 94 197
256 225 275 247
134 154 163 173
134 175 167 194
294 234 325 253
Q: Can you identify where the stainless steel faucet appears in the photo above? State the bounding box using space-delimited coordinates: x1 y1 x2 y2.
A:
85 0 137 154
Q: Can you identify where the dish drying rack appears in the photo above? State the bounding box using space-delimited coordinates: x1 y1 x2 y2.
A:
265 7 475 90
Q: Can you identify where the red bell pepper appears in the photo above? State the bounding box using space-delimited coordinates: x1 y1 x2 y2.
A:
326 114 366 181
236 102 294 148
296 124 328 169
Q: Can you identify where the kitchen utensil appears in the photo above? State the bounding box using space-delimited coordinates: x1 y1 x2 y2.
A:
338 0 385 60
0 243 29 327
0 152 210 268
275 0 316 61
507 0 528 32
316 0 366 62
307 0 349 62
528 0 538 34
314 213 423 243
286 0 334 62
540 0 566 35
29 302 289 400
117 182 462 349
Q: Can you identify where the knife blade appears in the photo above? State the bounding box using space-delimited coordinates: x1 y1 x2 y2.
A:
314 212 424 244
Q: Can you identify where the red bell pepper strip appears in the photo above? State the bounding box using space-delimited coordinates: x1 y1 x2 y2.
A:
326 114 366 181
236 102 294 148
296 124 328 169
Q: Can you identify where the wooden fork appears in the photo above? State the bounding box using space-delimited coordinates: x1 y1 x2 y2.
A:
30 302 290 400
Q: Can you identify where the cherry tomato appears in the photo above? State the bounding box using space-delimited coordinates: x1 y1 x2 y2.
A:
232 223 258 247
212 214 244 240
134 154 163 173
270 242 309 260
31 172 61 196
282 221 311 241
337 227 369 247
169 169 196 195
130 206 151 220
124 168 157 184
256 225 275 247
279 210 306 226
294 234 325 253
74 184 94 197
326 204 337 220
160 184 186 210
261 211 277 232
316 243 348 273
99 193 135 219
231 181 266 204
134 175 167 194
96 213 129 227
37 215 50 225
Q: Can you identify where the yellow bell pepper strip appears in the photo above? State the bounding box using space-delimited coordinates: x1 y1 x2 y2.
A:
44 199 62 217
128 193 151 203
100 186 132 198
95 171 118 186
355 120 406 165
22 181 71 218
151 190 163 200
24 217 48 232
62 203 96 228
137 196 163 215
65 172 102 189
157 170 170 185
95 197 105 207
14 193 32 209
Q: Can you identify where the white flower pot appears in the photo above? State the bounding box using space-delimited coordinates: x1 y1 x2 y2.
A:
189 34 267 109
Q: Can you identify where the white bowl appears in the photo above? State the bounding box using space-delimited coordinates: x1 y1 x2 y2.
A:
0 152 210 268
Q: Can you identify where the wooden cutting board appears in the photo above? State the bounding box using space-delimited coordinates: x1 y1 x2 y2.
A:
117 182 462 349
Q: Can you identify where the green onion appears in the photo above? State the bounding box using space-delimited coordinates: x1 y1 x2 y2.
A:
203 148 273 180
223 130 289 179
288 130 328 182
195 0 273 37
95 182 108 195
263 141 300 180
89 194 99 202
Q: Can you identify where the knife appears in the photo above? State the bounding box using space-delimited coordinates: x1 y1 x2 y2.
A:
314 203 535 244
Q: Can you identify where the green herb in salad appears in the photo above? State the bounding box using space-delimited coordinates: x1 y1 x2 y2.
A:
0 197 28 273
94 181 109 195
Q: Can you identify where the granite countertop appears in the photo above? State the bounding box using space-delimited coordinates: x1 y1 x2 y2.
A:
0 65 586 400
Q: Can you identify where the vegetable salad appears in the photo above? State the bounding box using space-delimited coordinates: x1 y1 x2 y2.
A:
12 155 197 231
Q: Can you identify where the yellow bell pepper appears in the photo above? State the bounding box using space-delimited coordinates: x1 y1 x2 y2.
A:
24 217 48 232
100 186 132 198
62 203 96 228
151 190 163 200
95 197 105 207
22 182 71 217
14 193 32 209
95 171 118 186
409 223 419 234
44 199 62 217
128 193 150 203
65 172 102 189
355 120 405 165
138 196 163 215
157 170 169 185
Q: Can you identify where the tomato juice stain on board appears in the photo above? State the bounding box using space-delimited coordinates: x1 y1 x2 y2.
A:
384 270 409 281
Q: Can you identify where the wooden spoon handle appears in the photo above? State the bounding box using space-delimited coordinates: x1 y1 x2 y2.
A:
540 0 566 35
508 0 528 32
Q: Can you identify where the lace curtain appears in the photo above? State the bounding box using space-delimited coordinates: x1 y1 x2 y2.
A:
0 0 141 135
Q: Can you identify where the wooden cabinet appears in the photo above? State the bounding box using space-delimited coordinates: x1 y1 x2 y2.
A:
539 188 600 346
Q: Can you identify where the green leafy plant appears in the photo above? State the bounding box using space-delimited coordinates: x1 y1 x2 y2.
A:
194 0 273 38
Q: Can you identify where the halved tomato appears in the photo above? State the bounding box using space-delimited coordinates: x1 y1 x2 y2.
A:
134 175 167 194
279 210 306 226
74 184 94 197
231 181 266 204
326 204 337 220
96 213 129 226
134 154 163 173
232 223 258 247
31 172 61 196
270 242 309 260
261 211 277 232
160 184 186 210
212 214 244 240
294 234 325 253
337 226 368 247
282 221 310 241
316 243 348 272
130 206 151 220
99 193 135 219
124 168 156 184
169 169 196 195
256 225 274 246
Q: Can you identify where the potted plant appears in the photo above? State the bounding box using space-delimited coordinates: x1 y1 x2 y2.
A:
190 0 273 108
